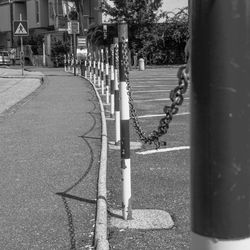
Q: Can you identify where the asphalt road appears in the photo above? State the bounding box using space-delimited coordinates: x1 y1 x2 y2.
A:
0 68 101 249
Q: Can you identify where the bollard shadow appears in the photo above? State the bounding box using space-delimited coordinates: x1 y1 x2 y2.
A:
108 209 124 220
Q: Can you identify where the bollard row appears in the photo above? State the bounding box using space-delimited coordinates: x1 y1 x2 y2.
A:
63 28 136 223
63 42 121 147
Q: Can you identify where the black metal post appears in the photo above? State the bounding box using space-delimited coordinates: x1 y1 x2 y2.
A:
191 0 250 248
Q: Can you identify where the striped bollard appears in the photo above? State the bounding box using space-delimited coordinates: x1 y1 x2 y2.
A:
64 54 67 72
68 56 70 72
105 47 110 104
67 55 69 72
110 44 115 118
118 21 132 221
87 53 90 79
101 49 104 95
93 52 96 85
97 50 101 88
78 59 80 75
71 55 74 74
84 59 87 78
191 1 250 249
75 59 78 75
89 53 92 80
114 38 120 145
80 60 83 76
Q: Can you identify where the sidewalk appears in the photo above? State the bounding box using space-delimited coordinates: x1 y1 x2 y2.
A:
0 68 44 114
0 68 102 249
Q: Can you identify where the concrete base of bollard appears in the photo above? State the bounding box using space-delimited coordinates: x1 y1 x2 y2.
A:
110 209 174 230
108 141 142 150
96 239 109 250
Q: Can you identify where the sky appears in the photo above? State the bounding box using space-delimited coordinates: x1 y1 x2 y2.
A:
161 0 188 13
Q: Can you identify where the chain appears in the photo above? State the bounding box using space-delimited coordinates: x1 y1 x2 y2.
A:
121 38 189 149
114 43 119 69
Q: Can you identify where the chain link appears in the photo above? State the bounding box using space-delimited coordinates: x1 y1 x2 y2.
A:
121 38 189 149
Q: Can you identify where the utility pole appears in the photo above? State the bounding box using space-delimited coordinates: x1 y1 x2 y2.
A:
191 1 250 249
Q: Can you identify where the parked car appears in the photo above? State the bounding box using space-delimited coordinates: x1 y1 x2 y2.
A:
0 51 11 65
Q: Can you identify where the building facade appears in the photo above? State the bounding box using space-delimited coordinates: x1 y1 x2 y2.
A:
0 0 26 49
0 0 102 50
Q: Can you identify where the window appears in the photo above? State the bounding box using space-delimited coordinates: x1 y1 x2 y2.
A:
49 2 55 19
35 0 40 23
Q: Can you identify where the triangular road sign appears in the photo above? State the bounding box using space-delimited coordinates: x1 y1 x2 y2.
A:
13 20 29 36
15 23 27 34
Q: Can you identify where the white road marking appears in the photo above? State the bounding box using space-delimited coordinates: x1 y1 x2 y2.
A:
134 97 190 102
138 112 190 118
133 90 171 93
132 78 176 82
137 146 190 155
132 85 176 88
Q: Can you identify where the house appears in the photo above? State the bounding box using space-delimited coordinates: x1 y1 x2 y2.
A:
0 0 102 65
0 0 26 49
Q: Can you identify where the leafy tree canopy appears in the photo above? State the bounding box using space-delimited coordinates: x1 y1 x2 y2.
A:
102 0 163 54
103 0 163 25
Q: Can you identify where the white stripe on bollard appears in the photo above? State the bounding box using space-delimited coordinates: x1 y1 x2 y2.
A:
120 81 130 120
97 53 101 88
105 48 110 104
89 55 92 80
122 158 132 220
101 49 104 95
84 60 87 78
93 53 96 85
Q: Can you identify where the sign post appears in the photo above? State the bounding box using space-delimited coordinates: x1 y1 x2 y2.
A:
68 21 79 76
13 14 28 76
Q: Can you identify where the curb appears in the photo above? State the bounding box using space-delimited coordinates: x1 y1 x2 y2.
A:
80 75 109 250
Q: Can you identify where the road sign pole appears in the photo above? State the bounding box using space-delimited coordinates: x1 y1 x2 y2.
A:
10 0 14 48
191 1 250 249
73 34 76 76
21 36 23 76
20 14 24 76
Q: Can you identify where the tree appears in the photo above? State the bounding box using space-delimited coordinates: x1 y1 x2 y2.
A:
102 0 163 55
161 7 189 64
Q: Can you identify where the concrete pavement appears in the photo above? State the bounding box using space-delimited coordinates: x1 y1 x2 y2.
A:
0 68 44 115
